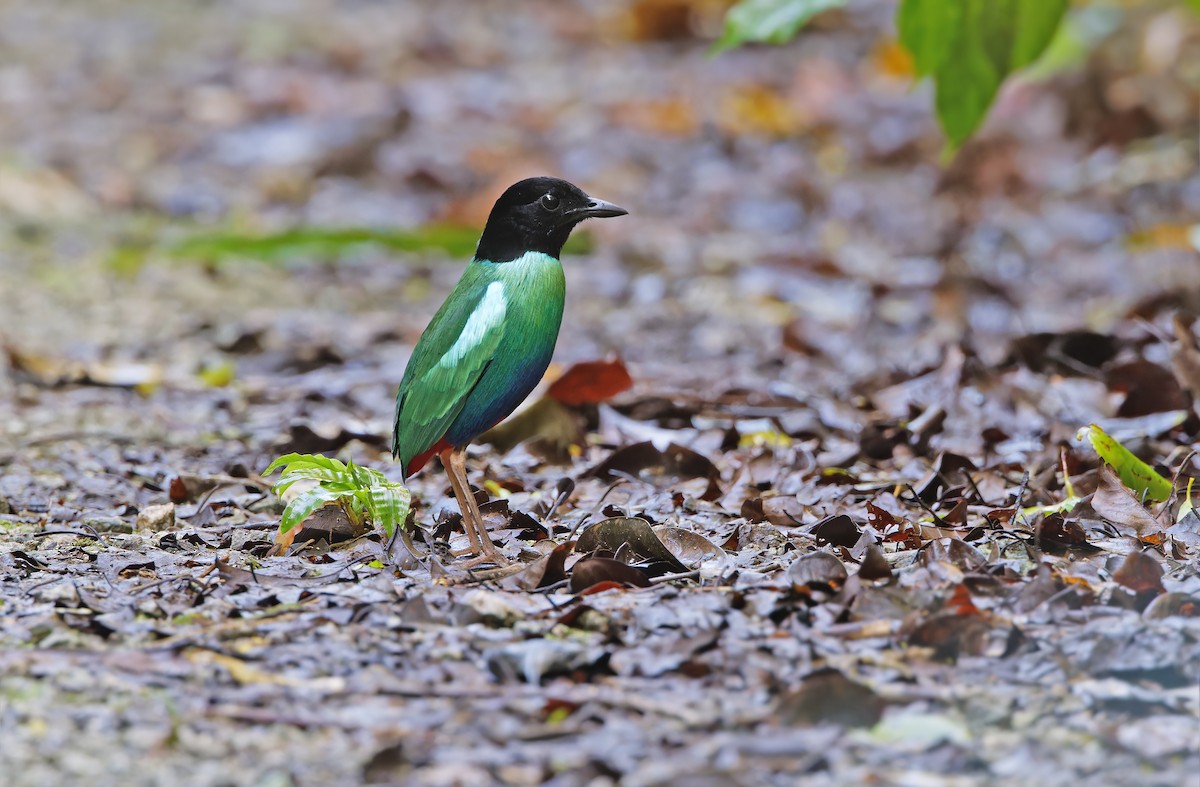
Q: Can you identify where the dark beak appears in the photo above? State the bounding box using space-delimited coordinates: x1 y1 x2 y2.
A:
576 197 628 220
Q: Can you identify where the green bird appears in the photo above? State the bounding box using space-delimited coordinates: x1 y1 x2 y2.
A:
393 177 627 564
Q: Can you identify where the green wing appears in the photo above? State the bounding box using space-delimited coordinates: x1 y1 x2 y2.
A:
393 276 508 471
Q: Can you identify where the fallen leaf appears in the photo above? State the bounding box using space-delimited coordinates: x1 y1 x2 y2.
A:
570 558 652 593
479 397 585 460
1036 514 1092 551
1143 592 1198 619
776 668 886 729
915 452 977 504
1112 550 1165 596
587 441 721 499
787 551 848 589
652 525 724 568
857 544 894 582
1170 314 1200 402
1091 462 1166 537
810 514 861 547
1006 330 1119 374
547 357 634 405
575 516 689 573
1106 360 1188 417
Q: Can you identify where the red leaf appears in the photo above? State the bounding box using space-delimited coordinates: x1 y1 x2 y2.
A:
570 557 652 593
547 358 633 406
1112 550 1165 596
945 584 980 616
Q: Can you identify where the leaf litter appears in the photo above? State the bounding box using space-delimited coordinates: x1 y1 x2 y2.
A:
1 1 1200 785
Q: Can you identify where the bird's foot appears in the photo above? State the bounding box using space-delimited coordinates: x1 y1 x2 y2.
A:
459 550 510 569
453 537 511 568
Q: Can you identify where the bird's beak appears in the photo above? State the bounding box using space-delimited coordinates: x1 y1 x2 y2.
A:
567 197 628 222
583 197 628 218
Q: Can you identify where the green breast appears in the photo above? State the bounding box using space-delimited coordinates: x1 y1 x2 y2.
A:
444 252 565 444
393 251 567 470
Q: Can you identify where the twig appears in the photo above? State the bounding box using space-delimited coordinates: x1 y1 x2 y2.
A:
21 431 136 448
30 528 103 540
1011 471 1031 528
958 467 990 506
649 569 700 584
565 478 627 542
903 483 949 528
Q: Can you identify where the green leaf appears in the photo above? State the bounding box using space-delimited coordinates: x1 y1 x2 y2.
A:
714 0 846 53
1079 424 1173 503
897 0 1068 149
264 453 353 494
368 484 412 539
934 5 1001 147
264 453 347 477
1179 477 1195 523
1009 0 1068 70
1176 477 1195 525
897 0 962 77
1023 6 1121 81
280 486 345 534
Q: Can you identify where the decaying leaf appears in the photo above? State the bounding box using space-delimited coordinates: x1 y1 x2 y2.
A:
651 525 724 568
479 397 585 459
575 517 690 573
1112 550 1165 596
810 514 861 547
587 441 721 497
787 550 848 589
1170 314 1200 403
570 557 652 593
1091 462 1166 538
857 544 894 582
1036 514 1092 552
776 668 886 729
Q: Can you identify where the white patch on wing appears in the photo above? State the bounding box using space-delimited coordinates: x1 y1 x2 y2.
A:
438 281 507 368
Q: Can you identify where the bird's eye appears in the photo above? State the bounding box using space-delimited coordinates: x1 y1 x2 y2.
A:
540 193 560 210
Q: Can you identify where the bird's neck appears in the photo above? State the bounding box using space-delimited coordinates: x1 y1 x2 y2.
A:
475 224 570 263
471 250 563 277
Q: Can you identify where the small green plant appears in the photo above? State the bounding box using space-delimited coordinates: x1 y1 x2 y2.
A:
264 453 411 539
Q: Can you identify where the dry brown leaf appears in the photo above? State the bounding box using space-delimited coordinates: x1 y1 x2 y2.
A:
1091 463 1166 537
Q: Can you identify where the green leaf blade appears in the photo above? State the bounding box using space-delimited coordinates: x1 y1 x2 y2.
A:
897 0 961 77
715 0 846 53
280 486 346 534
1010 0 1069 70
368 484 412 539
1080 424 1173 503
898 0 1068 149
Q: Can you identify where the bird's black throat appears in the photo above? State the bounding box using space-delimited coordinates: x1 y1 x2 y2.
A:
474 219 575 263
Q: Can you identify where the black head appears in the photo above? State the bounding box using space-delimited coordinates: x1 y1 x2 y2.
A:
474 176 627 263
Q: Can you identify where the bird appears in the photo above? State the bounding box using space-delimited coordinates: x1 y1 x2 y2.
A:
393 176 627 564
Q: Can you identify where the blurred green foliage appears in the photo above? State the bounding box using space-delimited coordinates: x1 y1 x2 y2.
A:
898 0 1066 147
714 0 846 51
170 225 483 262
108 223 592 273
720 0 1196 150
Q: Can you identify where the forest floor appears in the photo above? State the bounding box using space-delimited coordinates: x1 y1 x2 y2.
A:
1 1 1199 785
